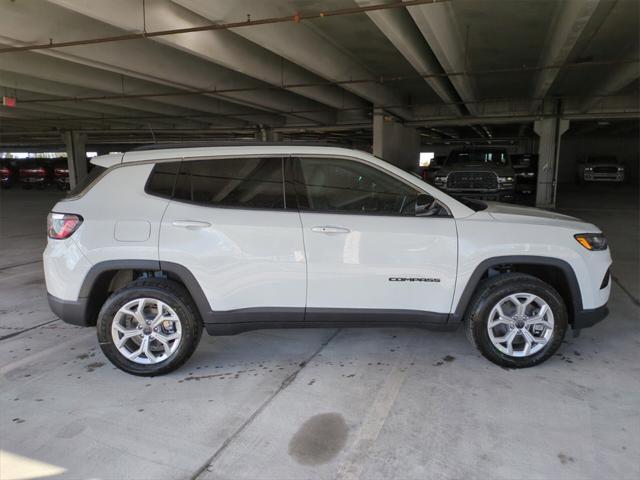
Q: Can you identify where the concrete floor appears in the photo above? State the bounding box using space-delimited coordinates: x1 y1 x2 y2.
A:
1 184 639 480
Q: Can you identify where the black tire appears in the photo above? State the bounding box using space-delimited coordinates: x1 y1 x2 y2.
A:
97 278 203 376
464 273 567 368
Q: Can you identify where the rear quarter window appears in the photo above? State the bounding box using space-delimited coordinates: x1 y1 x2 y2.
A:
67 165 107 198
145 161 181 198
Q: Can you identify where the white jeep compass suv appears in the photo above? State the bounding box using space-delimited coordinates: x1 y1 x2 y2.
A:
44 144 611 375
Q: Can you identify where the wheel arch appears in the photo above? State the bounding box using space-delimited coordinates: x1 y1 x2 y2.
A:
78 260 211 326
452 256 582 325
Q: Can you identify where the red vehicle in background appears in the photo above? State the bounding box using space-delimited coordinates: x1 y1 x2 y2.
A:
0 160 16 189
18 160 52 189
52 159 70 190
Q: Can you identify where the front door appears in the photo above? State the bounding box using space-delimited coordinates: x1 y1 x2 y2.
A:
293 156 457 322
159 156 306 321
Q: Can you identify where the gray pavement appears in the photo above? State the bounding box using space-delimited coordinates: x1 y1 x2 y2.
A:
1 185 638 480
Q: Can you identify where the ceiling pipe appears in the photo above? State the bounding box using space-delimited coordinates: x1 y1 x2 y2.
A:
0 0 448 54
175 0 414 120
354 0 465 117
48 0 368 114
0 1 333 126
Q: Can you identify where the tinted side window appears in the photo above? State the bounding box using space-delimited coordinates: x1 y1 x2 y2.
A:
146 161 180 198
174 157 285 209
295 157 420 215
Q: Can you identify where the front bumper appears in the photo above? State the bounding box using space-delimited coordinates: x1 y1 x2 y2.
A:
573 304 608 330
48 293 92 326
446 190 515 202
583 173 624 182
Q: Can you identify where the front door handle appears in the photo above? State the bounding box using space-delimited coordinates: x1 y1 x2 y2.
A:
172 220 211 229
311 226 351 234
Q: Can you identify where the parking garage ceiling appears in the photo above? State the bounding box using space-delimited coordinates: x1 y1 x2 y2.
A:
0 0 638 147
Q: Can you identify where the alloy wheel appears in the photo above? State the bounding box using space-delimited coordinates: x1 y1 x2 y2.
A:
111 298 182 364
486 293 554 357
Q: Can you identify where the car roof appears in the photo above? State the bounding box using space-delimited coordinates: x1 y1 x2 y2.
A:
127 141 343 151
450 147 507 152
88 143 475 219
96 144 374 165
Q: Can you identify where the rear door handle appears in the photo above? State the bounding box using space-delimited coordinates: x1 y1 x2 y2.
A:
311 226 351 234
172 220 211 229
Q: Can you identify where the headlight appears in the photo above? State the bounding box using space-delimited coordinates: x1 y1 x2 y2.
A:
434 175 447 182
516 172 535 178
498 176 514 182
584 167 593 171
574 233 608 251
618 167 625 172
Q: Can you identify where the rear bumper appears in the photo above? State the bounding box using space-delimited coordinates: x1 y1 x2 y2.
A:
20 177 47 183
573 304 608 330
47 293 92 327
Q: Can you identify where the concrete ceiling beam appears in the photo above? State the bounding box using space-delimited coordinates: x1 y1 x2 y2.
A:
0 1 330 125
0 74 213 129
9 100 153 130
580 61 640 112
48 0 367 115
174 0 412 120
404 0 478 116
1 104 138 130
0 53 280 127
354 0 464 117
531 0 600 112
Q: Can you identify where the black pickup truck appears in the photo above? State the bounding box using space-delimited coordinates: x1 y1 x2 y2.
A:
432 148 516 202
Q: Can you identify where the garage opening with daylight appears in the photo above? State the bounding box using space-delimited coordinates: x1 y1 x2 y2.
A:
0 1 638 479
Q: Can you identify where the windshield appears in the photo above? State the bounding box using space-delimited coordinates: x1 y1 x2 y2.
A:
586 156 617 164
446 150 509 167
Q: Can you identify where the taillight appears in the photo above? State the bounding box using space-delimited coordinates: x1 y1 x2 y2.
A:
0 167 9 176
47 213 83 239
21 168 46 177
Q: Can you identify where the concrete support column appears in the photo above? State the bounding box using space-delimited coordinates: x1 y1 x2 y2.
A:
63 131 88 189
255 126 280 142
372 110 420 170
534 118 569 208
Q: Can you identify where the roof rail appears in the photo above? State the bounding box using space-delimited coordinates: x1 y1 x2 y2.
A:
127 140 348 152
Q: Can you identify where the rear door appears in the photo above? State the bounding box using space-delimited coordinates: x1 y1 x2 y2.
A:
294 156 457 321
158 156 306 319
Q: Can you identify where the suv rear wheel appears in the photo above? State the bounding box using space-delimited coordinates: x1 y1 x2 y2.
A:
465 273 568 368
97 278 202 376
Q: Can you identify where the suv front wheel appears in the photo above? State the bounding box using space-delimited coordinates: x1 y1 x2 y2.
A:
465 273 568 368
97 278 202 376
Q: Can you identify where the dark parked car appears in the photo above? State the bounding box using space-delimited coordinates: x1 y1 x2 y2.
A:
18 160 52 189
432 148 516 202
577 156 625 183
52 159 70 190
420 155 446 182
511 153 538 195
0 160 16 189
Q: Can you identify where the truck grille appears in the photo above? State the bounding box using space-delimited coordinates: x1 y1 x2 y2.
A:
592 166 618 174
447 171 498 190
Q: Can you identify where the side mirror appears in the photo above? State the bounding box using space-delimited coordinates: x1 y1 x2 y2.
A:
415 193 437 216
